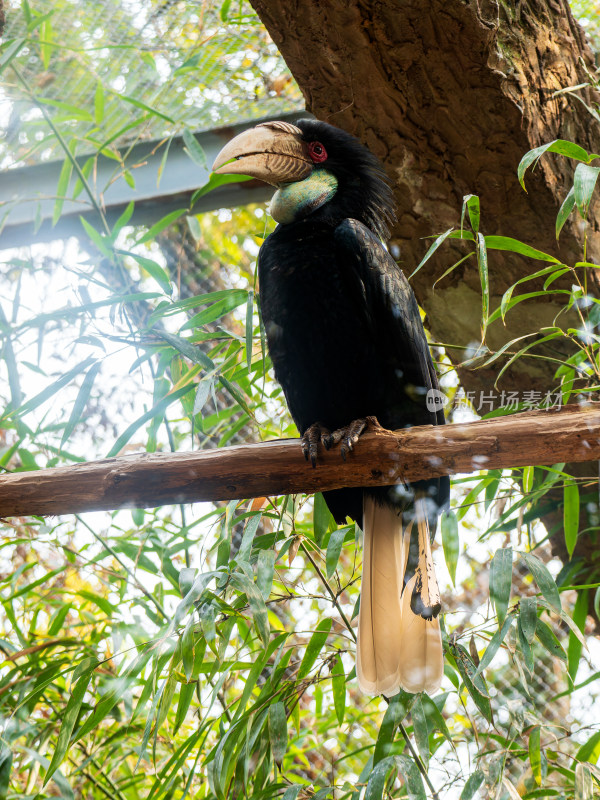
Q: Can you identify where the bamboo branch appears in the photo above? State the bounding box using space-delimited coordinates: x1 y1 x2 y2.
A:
0 406 598 518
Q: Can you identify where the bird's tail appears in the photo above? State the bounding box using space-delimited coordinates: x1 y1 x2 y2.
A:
357 493 443 696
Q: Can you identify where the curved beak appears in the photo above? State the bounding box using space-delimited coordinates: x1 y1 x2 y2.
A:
212 121 312 186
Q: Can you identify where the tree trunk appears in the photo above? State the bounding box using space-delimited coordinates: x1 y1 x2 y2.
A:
249 0 599 393
248 0 600 608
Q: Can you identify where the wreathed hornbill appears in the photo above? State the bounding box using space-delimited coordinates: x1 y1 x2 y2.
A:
213 119 449 695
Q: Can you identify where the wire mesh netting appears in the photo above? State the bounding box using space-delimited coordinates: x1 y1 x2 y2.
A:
0 0 303 169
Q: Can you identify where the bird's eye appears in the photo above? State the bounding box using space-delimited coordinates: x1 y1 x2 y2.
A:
308 141 328 163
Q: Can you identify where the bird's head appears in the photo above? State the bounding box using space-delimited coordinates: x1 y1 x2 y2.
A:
212 118 395 239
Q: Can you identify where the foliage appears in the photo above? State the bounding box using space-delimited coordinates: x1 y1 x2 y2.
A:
0 2 600 800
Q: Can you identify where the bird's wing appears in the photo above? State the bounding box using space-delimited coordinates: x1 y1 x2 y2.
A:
334 218 444 428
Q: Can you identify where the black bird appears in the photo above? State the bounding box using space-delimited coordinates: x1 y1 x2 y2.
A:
213 119 449 695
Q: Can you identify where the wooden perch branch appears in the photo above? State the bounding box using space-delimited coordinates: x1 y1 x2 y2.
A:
0 406 599 518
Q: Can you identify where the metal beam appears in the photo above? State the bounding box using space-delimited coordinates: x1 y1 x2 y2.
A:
0 110 308 250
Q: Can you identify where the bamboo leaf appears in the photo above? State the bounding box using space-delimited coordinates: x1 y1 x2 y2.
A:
460 770 484 799
298 618 331 679
410 228 455 278
268 701 287 765
535 619 567 661
520 551 561 612
575 763 594 800
61 362 101 446
529 725 542 785
573 163 600 216
326 527 346 578
519 596 537 643
476 611 515 674
557 186 576 239
373 690 414 765
331 656 346 725
564 478 580 559
0 744 11 800
489 547 512 625
183 127 208 169
441 510 459 586
230 572 270 646
136 209 187 245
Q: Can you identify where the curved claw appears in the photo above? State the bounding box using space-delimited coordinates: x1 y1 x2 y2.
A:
301 422 331 468
331 417 370 461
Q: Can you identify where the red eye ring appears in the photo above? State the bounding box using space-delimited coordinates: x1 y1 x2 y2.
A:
308 141 328 163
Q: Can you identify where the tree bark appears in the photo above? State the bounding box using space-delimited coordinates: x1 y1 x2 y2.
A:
0 406 597 518
249 0 600 393
248 0 600 610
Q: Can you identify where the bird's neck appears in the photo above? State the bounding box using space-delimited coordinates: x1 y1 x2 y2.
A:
269 170 338 225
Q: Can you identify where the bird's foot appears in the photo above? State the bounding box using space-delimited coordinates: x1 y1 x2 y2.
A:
326 415 383 461
301 422 332 468
302 416 384 466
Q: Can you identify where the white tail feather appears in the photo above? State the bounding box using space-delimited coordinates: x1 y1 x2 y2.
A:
357 497 406 695
357 495 443 696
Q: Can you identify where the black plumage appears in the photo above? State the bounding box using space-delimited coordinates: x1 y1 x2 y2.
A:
257 120 448 527
213 118 449 694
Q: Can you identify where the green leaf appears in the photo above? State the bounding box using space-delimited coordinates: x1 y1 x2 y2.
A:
245 290 254 373
476 611 515 674
373 690 414 765
326 527 346 578
556 186 576 239
237 512 262 564
15 356 95 418
460 770 484 800
0 745 12 800
106 382 195 457
115 92 175 123
568 589 588 687
313 493 336 546
94 81 104 124
483 235 561 263
519 596 537 643
411 695 430 767
181 290 248 330
521 552 561 612
128 252 173 294
452 645 493 724
298 618 331 679
564 478 580 559
53 151 74 225
268 701 287 765
61 362 101 446
518 140 594 190
461 194 480 233
575 730 600 764
394 754 427 800
489 547 513 625
529 725 542 785
523 465 534 494
126 253 172 293
136 209 187 245
365 757 396 800
157 330 214 369
230 573 270 646
183 127 208 169
191 172 252 204
256 549 275 599
193 378 213 416
441 510 459 586
331 656 346 725
573 162 600 216
535 619 567 661
575 762 594 800
110 201 134 240
410 228 454 278
45 662 98 782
